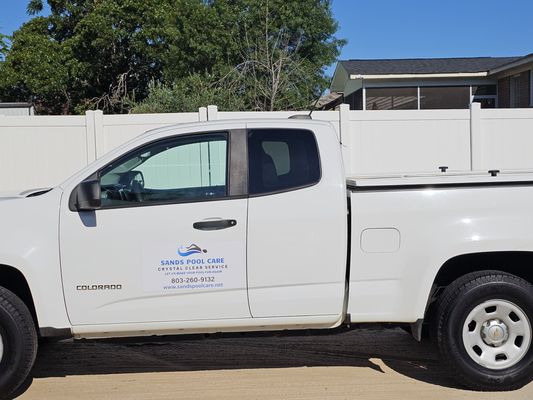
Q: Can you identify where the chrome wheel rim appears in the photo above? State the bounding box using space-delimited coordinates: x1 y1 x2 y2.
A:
0 333 3 363
462 299 531 370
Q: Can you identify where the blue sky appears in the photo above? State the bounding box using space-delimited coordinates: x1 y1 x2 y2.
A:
2 0 533 77
331 0 533 59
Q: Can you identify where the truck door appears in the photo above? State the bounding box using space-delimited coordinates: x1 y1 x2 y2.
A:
245 123 348 318
60 129 251 325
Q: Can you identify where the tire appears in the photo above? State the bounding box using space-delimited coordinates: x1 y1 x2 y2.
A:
0 286 38 398
436 271 533 391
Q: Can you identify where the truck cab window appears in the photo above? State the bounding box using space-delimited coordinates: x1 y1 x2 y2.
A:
99 133 228 207
248 129 320 195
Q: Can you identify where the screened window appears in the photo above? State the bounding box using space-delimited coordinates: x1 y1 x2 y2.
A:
99 133 228 206
472 85 497 109
473 98 496 108
345 89 363 110
472 85 497 96
420 86 470 109
248 129 320 195
365 87 418 110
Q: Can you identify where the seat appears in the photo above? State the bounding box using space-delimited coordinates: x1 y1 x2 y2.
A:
118 171 144 202
249 144 279 194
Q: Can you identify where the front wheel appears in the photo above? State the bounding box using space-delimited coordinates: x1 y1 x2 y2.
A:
436 271 533 391
0 286 38 397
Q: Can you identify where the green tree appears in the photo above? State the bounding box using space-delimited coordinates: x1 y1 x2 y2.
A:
223 0 340 110
3 0 171 113
137 0 345 112
1 0 343 114
0 18 82 114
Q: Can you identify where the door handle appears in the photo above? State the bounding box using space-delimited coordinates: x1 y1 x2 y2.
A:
193 219 237 231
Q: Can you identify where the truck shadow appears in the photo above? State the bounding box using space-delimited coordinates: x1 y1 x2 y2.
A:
12 328 463 398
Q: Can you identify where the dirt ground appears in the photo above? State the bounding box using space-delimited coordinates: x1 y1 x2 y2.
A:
13 327 533 399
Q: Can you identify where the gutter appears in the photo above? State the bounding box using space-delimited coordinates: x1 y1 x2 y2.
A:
349 72 488 80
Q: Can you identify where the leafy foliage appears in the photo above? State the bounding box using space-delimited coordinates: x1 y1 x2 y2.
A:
0 34 9 59
0 18 79 113
131 75 245 113
1 0 344 114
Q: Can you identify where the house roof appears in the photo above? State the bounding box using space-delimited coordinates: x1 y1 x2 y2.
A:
489 53 533 75
313 92 342 110
338 56 521 76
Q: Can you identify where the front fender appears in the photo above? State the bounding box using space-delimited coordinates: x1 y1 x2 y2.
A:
0 188 70 329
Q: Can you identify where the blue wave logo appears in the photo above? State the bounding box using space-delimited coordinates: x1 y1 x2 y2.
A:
178 244 207 257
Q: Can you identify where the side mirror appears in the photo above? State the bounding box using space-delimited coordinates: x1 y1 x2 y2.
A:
73 179 101 211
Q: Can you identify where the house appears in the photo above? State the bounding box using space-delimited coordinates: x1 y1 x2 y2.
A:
0 102 35 116
330 55 533 110
490 54 533 108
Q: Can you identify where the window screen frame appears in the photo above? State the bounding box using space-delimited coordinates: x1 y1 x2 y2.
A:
71 130 248 211
246 128 322 198
530 70 533 107
510 75 520 108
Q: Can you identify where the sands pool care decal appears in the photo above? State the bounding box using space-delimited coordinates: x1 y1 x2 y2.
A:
142 241 244 292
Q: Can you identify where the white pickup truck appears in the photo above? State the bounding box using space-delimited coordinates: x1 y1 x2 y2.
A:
0 119 531 395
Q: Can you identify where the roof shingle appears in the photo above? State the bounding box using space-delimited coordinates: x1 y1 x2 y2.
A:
339 56 521 75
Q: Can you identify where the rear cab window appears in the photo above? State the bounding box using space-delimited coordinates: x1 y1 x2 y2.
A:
247 129 320 195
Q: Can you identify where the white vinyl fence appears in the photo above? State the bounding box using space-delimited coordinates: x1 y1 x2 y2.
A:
1 103 533 192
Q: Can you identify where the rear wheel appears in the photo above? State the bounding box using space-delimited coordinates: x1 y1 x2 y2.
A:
436 271 533 391
0 286 38 397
